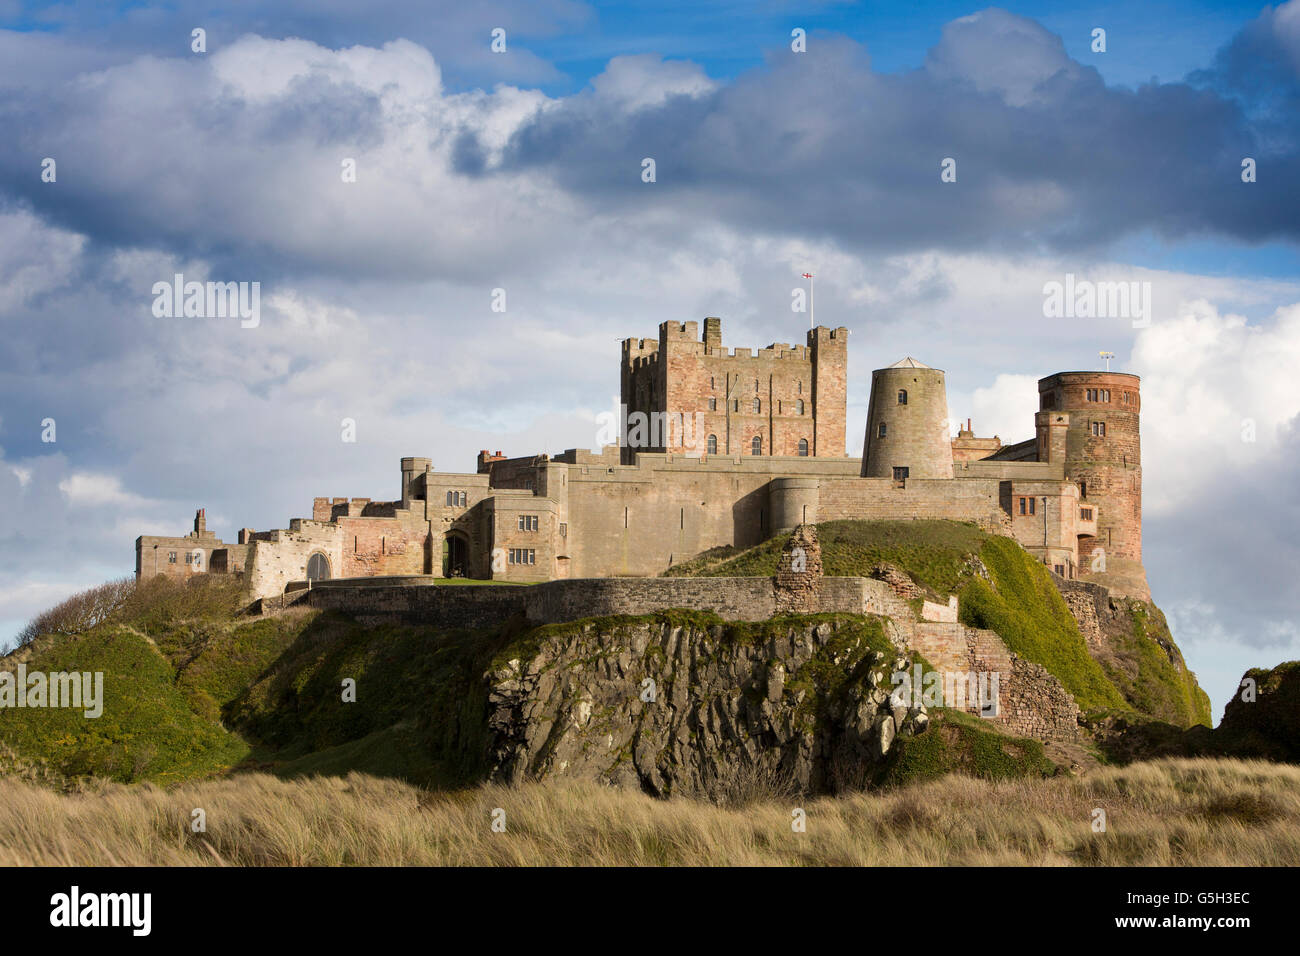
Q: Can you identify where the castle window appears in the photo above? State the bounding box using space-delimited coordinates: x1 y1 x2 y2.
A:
898 389 908 405
168 551 177 563
752 399 761 414
1029 497 1036 515
798 380 802 394
751 436 762 455
754 379 759 393
1092 421 1106 437
893 466 909 481
507 549 536 566
798 439 809 457
1019 497 1027 515
878 423 887 438
185 552 193 564
795 399 804 415
1080 481 1087 498
517 515 539 532
559 523 567 538
706 434 718 454
1054 564 1065 577
1080 507 1094 520
708 397 717 411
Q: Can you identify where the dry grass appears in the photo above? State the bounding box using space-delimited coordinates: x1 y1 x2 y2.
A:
1 757 1298 866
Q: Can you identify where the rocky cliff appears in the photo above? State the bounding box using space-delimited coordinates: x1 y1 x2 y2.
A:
486 614 926 798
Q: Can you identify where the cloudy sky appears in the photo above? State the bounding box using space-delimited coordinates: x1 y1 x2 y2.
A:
1 0 1297 718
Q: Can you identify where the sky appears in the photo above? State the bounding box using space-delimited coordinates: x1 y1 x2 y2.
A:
0 0 1297 719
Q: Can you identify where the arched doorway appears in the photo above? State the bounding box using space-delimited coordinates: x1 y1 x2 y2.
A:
306 552 331 582
444 534 470 578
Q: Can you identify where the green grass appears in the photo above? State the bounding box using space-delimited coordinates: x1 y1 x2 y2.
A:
0 626 249 784
666 519 988 597
958 536 1127 714
1094 602 1213 728
879 709 1057 787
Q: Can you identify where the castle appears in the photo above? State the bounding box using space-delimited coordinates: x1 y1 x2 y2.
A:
135 318 1148 601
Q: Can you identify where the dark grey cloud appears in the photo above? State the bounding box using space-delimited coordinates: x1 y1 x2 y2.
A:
490 10 1298 253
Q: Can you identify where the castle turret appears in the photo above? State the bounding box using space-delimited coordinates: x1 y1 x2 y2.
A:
862 358 954 480
401 457 431 507
1038 371 1145 597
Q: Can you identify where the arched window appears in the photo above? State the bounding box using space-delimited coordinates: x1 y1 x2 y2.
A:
752 399 761 414
446 491 454 506
706 434 718 455
878 422 887 438
306 552 331 581
898 389 908 405
751 435 762 455
798 439 809 457
795 399 804 415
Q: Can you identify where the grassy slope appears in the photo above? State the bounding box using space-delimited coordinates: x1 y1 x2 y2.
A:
0 625 247 783
668 519 1130 716
1092 602 1213 728
0 578 313 785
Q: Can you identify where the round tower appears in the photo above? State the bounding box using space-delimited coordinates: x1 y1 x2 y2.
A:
1038 371 1143 591
769 477 820 532
861 358 954 480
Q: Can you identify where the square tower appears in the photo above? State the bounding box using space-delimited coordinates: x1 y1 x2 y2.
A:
619 318 848 464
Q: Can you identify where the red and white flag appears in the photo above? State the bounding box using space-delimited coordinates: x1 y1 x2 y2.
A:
801 272 813 279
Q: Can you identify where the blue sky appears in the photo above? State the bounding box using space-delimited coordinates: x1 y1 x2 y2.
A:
0 0 1298 719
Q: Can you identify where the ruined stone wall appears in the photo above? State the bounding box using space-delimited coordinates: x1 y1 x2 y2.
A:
245 522 343 599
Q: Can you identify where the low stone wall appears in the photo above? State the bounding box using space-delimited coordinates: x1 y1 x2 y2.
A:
305 580 529 630
303 574 884 628
525 577 778 623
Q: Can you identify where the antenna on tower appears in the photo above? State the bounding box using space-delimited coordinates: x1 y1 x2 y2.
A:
1099 350 1115 372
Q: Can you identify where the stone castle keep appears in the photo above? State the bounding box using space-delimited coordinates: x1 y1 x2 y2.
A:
135 318 1148 601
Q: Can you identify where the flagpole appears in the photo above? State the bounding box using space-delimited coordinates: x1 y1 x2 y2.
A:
802 272 815 329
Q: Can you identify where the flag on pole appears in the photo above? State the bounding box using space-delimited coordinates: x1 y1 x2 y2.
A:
801 273 813 279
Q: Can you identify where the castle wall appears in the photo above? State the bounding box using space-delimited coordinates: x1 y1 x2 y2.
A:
817 476 1012 532
558 453 862 577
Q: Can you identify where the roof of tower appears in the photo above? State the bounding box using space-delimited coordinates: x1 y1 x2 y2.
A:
886 357 931 369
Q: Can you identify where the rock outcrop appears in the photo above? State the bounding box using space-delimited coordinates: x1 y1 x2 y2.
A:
485 614 929 799
1218 662 1300 760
